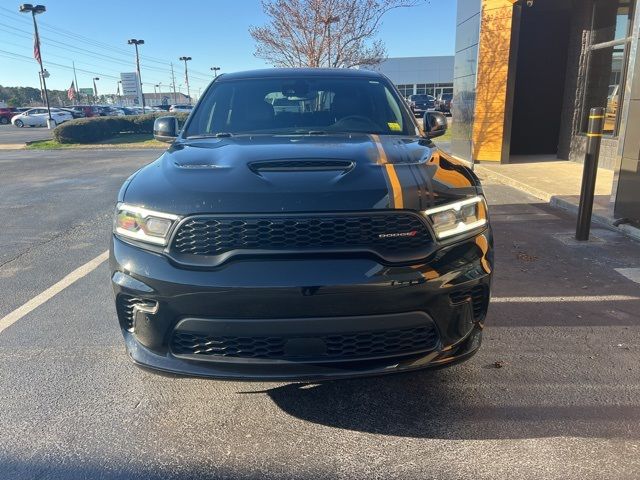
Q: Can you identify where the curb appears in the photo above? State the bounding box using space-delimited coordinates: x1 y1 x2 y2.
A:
0 144 26 150
476 165 640 242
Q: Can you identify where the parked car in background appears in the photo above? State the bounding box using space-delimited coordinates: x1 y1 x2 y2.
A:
435 93 453 114
58 107 85 119
11 108 73 127
100 106 125 116
71 105 101 117
0 107 19 124
153 104 171 111
408 94 435 116
169 104 193 113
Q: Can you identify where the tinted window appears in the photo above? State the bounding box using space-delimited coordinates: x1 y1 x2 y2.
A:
185 76 414 137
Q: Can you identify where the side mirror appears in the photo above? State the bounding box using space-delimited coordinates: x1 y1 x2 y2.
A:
423 111 447 138
153 116 179 143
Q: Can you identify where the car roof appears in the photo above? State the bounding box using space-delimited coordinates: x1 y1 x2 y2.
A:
218 67 386 81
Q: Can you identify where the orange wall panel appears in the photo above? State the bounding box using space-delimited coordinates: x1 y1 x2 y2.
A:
472 0 515 163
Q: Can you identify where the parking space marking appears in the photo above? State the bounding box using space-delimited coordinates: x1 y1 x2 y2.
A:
0 250 108 335
615 268 640 284
492 295 640 303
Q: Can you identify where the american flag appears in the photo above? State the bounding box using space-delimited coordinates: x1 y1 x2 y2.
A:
67 81 76 101
33 33 41 64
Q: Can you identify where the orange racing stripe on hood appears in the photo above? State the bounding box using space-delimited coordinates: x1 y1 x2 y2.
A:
370 134 404 209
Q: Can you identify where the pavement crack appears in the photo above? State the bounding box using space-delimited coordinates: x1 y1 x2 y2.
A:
0 213 109 269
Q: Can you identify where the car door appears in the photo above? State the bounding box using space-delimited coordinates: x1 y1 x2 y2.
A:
22 109 38 126
31 109 48 126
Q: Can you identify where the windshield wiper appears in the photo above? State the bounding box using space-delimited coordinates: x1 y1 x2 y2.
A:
186 132 233 139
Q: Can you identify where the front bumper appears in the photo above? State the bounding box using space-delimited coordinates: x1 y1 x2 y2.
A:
110 229 493 380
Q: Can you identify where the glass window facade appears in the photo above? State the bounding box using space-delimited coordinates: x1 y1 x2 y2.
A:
583 0 634 135
396 83 452 99
396 84 414 98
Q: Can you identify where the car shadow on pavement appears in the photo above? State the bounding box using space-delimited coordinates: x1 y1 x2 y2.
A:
259 367 640 440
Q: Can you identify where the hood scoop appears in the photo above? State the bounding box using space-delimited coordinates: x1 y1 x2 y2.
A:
248 159 354 173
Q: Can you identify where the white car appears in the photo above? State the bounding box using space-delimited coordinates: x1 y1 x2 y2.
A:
169 104 193 113
11 108 73 128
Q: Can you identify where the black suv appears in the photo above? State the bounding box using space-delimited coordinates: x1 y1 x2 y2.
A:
110 68 493 380
408 94 435 116
436 93 453 114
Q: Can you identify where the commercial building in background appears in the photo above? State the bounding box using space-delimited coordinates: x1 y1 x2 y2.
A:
367 56 454 98
452 0 640 225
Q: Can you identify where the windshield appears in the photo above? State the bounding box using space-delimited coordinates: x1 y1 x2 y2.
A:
184 76 416 137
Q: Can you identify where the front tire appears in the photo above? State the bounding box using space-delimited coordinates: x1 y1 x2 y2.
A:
14 119 24 128
0 117 8 125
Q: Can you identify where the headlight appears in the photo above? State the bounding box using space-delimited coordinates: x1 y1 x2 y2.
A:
114 203 179 246
424 196 488 240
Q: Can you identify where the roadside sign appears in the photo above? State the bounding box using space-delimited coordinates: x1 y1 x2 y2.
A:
121 72 143 106
79 88 93 95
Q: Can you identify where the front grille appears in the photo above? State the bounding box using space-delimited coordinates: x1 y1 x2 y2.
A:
450 285 488 321
170 325 439 361
170 212 432 263
116 295 156 331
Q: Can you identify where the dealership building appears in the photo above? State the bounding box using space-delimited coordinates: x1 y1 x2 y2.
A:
451 0 640 225
368 56 454 98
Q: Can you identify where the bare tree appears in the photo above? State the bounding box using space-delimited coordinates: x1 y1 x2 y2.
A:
250 0 423 69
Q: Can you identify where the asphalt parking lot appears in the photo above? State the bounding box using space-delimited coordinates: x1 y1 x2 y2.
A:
0 123 53 146
1 148 639 479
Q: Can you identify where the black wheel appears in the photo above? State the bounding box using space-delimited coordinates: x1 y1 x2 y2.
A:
14 119 24 128
0 117 8 125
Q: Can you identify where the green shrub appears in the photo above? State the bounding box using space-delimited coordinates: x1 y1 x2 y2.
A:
53 112 190 144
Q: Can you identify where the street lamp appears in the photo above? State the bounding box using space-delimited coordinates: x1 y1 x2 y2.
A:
20 3 53 128
323 15 340 68
210 66 220 78
127 39 145 110
179 56 192 104
93 77 99 104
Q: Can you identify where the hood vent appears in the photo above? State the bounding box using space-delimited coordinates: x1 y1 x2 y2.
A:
249 159 354 173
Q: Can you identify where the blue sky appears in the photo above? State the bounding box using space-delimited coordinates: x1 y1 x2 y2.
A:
0 0 456 95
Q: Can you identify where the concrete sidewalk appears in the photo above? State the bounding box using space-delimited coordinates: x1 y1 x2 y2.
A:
475 160 640 241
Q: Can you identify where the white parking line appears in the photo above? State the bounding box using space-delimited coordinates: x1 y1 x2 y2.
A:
0 250 108 335
492 295 640 303
615 268 640 284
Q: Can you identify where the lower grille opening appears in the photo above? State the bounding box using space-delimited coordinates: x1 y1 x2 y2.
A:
170 325 439 361
116 295 158 332
450 285 488 321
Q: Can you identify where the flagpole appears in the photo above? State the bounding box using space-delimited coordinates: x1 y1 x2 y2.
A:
72 61 80 104
30 10 52 127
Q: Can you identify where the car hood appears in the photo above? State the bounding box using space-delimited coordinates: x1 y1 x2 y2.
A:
122 133 478 215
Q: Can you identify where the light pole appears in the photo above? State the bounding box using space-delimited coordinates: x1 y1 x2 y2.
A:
323 15 340 68
128 39 145 110
20 3 53 128
210 66 220 78
179 56 192 104
93 77 99 104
